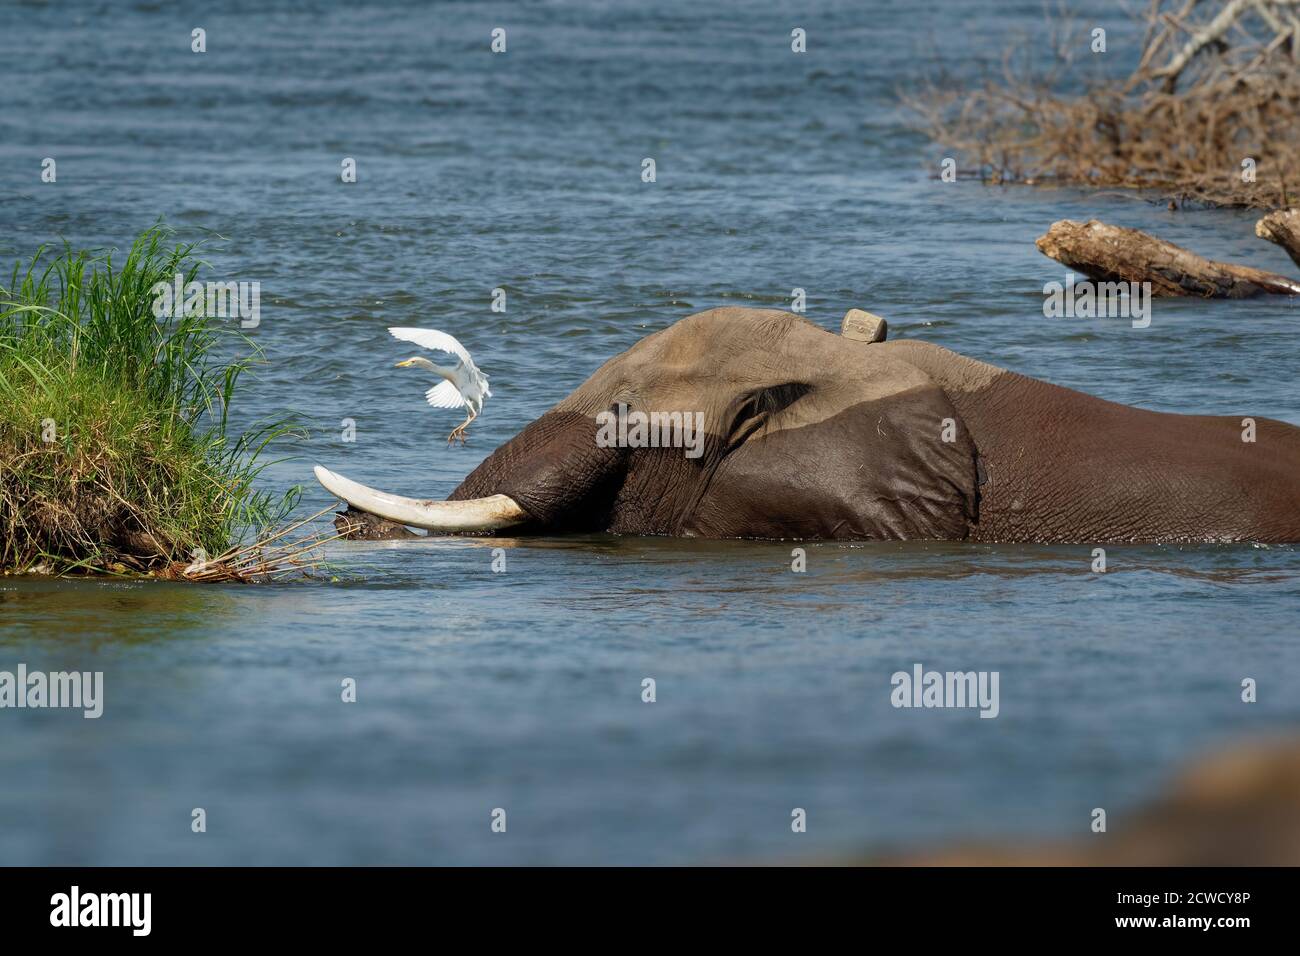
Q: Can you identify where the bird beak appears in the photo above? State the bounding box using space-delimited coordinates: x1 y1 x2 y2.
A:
394 360 413 368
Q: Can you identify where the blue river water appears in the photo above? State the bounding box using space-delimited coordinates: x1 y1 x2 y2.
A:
0 0 1297 864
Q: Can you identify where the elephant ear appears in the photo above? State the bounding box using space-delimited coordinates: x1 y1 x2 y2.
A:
688 375 982 540
847 379 982 537
450 410 626 531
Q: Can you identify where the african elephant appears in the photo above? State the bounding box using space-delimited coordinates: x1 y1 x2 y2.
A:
316 307 1300 543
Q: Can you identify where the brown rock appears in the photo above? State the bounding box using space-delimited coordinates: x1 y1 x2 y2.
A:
841 308 888 342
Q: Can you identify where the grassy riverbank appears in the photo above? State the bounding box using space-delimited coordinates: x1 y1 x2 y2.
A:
0 226 299 575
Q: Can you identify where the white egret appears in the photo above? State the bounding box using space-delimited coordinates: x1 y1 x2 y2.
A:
389 326 491 445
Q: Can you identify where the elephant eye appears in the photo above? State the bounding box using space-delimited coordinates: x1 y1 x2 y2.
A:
608 389 639 414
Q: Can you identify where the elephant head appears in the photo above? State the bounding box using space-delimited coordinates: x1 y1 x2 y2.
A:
317 306 1300 543
318 308 982 540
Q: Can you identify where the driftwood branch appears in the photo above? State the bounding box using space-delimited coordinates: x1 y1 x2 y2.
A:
1152 0 1300 89
1255 208 1300 267
1036 219 1300 297
908 2 1300 207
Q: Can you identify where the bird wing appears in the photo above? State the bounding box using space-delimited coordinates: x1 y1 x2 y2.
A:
425 380 467 409
388 327 478 371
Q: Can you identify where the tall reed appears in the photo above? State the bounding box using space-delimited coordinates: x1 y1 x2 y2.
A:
0 225 302 575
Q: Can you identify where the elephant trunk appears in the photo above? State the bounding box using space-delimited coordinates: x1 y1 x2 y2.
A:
316 409 625 536
449 410 627 532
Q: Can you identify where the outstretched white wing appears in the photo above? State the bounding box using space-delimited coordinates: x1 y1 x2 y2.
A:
389 327 478 373
425 380 466 409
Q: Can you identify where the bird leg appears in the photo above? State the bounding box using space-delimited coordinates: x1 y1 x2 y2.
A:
447 407 477 446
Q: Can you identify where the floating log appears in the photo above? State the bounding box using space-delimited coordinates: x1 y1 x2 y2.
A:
1256 208 1300 269
1036 219 1300 298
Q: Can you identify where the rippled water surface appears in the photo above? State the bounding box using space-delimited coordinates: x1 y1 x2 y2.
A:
1 0 1297 865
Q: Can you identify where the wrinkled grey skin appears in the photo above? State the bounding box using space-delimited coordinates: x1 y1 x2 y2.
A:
368 307 1300 543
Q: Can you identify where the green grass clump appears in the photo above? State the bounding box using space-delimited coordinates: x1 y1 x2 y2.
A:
0 225 298 575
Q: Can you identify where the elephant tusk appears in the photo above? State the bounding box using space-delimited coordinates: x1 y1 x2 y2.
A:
313 466 527 533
